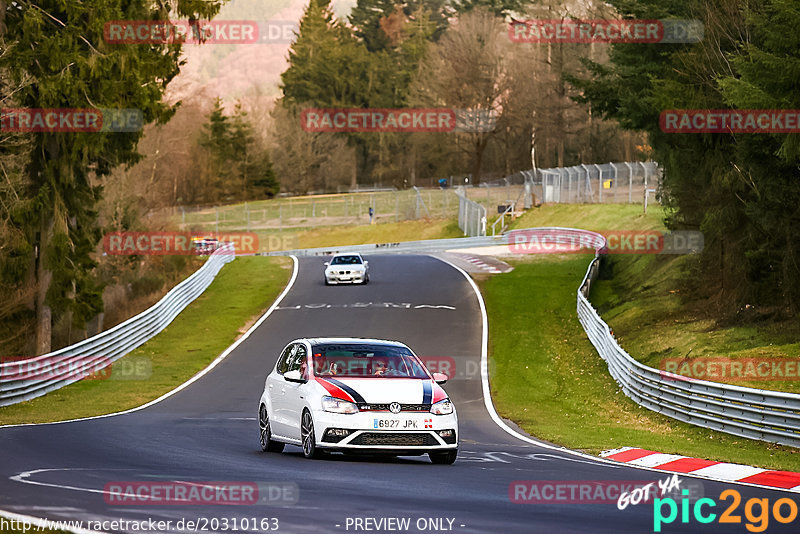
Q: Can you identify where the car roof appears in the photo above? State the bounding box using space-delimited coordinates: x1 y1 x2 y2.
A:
302 337 408 348
330 252 363 258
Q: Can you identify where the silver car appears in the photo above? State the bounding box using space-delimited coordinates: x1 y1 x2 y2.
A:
324 253 369 285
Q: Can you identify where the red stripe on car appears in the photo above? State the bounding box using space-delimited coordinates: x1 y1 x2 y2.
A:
314 377 355 402
432 383 448 403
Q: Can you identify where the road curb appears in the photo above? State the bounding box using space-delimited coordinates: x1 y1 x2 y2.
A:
602 447 800 491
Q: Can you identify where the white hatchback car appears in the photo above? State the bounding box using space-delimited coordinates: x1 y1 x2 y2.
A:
324 253 369 285
258 338 458 464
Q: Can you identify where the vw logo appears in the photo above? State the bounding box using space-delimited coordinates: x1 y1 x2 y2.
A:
389 402 401 414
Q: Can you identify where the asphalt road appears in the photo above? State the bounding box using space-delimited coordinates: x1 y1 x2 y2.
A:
0 255 797 534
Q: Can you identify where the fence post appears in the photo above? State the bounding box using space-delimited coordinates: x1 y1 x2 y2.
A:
624 162 634 203
640 161 649 189
595 164 603 203
464 199 469 236
611 162 618 202
580 164 591 202
565 168 572 203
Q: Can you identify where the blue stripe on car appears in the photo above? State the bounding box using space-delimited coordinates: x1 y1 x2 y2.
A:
422 380 432 404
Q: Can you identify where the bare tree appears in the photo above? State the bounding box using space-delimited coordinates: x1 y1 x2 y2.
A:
270 102 355 194
412 9 510 184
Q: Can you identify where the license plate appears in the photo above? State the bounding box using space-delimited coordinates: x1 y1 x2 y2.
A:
373 419 419 429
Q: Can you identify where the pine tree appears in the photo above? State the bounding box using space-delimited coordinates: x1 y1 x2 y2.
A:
1 0 222 353
199 98 234 201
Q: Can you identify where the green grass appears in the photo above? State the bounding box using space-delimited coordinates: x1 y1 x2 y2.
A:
511 203 800 392
592 254 800 393
509 202 666 232
291 219 463 249
178 189 463 230
0 257 292 426
176 186 525 246
227 219 463 253
481 255 800 471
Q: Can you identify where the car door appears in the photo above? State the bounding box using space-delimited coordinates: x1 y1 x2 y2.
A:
267 343 296 438
282 342 309 441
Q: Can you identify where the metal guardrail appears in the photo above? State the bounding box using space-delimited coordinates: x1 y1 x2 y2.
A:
576 243 800 448
0 244 236 406
9 225 796 447
271 227 799 447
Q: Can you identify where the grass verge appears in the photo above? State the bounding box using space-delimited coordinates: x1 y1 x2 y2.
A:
199 219 463 253
291 219 462 249
0 256 292 426
591 253 800 393
481 255 800 471
509 202 665 232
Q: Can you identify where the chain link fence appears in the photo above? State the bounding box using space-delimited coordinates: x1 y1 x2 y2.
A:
167 162 660 238
491 161 661 205
456 187 487 237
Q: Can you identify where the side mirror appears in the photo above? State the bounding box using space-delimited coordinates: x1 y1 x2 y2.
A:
432 372 448 385
324 262 330 266
284 370 306 383
364 261 369 266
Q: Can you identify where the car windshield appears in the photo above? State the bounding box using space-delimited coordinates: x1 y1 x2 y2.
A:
331 256 362 265
312 344 428 379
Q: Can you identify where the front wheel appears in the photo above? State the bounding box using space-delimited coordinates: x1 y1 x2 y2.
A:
429 450 457 464
301 410 325 459
259 405 284 453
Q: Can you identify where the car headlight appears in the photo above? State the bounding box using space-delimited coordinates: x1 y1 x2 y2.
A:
321 396 359 414
430 398 453 415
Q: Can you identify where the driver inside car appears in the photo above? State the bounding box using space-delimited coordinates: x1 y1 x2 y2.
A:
373 359 389 376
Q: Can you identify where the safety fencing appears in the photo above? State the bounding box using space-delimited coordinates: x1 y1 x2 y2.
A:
456 186 488 236
490 161 660 205
0 244 235 406
8 224 797 449
269 227 800 448
576 238 800 448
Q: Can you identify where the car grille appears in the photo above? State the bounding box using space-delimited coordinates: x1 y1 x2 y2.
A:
350 432 440 447
357 403 431 412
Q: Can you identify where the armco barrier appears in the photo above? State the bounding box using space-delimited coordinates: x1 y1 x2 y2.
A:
0 244 235 406
270 228 800 447
576 243 800 448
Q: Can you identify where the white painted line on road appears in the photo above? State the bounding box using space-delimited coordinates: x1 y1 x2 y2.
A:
432 256 621 463
431 255 800 494
0 256 300 429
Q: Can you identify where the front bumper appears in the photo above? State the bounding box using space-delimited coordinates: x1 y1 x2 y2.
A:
325 271 366 284
312 409 458 453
